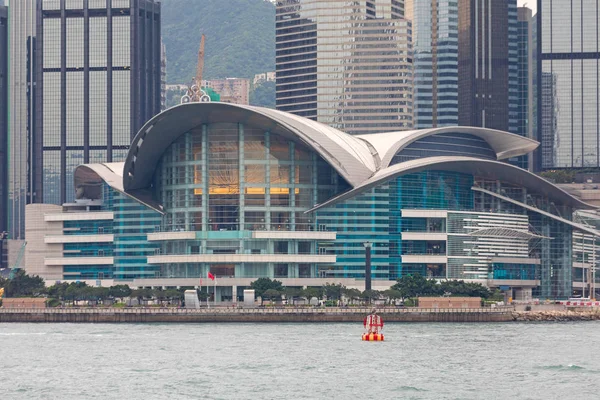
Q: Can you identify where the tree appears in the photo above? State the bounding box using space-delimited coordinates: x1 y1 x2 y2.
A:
284 287 303 306
109 285 132 302
302 287 323 304
263 289 282 304
323 283 344 302
3 270 46 298
250 278 283 304
249 81 275 108
361 290 381 305
438 280 491 299
342 288 362 305
165 289 183 306
131 288 153 306
383 289 403 305
65 282 89 304
390 274 439 299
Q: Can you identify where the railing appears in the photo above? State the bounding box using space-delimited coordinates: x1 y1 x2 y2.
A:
0 306 515 314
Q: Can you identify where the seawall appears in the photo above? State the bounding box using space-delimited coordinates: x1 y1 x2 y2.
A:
512 309 600 322
0 307 514 323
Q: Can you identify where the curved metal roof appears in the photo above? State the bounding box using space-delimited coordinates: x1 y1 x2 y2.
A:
357 126 539 168
74 162 163 213
308 156 595 211
123 102 376 191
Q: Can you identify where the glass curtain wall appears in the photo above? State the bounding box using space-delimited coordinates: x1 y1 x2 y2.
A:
153 122 349 279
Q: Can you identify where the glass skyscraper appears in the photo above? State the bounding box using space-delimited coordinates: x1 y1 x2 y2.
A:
34 0 162 206
538 0 600 169
275 0 413 134
7 0 36 240
458 0 518 132
0 4 7 236
407 0 459 128
510 6 534 170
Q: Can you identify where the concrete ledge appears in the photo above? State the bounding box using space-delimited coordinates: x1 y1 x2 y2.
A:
0 307 514 323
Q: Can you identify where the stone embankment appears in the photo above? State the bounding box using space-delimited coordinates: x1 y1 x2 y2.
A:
0 307 514 323
513 309 600 322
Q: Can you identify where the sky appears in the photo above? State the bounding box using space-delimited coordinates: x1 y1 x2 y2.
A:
518 0 537 14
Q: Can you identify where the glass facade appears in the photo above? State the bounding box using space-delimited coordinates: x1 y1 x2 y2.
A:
411 0 459 128
457 0 514 132
35 0 161 206
0 5 7 237
27 103 586 299
7 0 36 240
152 122 349 279
276 0 413 134
509 7 534 170
315 166 575 299
538 0 600 168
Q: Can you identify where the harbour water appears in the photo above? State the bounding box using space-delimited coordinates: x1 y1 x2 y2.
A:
1 322 599 399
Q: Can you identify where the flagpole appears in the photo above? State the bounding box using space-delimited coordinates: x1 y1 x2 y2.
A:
214 278 217 307
206 272 210 309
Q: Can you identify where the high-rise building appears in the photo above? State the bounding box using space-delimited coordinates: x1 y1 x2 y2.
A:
537 0 600 169
511 7 534 170
0 4 7 237
408 0 459 128
275 0 413 134
7 0 36 240
34 0 162 206
458 0 517 132
160 41 166 111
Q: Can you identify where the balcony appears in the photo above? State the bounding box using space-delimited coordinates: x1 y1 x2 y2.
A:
147 254 336 264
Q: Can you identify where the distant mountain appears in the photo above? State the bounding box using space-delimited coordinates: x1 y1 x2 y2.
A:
161 0 276 84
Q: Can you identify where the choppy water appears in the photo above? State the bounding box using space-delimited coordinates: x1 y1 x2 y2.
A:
1 322 600 399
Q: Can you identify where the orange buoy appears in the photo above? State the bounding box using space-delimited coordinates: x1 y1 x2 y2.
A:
362 332 384 341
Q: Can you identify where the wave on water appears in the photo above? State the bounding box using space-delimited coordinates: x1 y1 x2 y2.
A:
538 364 594 372
395 386 428 392
0 332 47 336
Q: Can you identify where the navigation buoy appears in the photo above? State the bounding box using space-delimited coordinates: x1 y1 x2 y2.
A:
362 332 385 341
362 308 384 341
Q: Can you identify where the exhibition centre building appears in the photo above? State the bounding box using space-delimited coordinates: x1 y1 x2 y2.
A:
24 103 600 301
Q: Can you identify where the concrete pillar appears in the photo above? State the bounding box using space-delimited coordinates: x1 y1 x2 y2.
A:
232 286 238 302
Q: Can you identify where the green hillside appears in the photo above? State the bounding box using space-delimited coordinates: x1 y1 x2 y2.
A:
161 0 276 84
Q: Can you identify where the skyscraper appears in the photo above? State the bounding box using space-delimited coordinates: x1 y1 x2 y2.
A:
34 0 162 205
0 4 7 236
408 0 459 128
538 0 600 169
8 0 36 240
512 6 534 170
275 0 413 134
458 0 516 131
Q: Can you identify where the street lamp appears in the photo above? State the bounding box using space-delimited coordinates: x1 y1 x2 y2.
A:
364 241 372 291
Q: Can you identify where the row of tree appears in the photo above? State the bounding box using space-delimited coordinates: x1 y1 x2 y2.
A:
249 274 496 305
2 271 496 307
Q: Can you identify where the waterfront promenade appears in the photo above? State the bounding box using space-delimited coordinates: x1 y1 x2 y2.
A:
0 306 515 323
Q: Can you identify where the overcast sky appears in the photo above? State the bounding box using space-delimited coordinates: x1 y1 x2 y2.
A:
518 0 537 14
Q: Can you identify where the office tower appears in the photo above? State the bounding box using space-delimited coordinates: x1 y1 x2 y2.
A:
275 0 413 134
34 0 161 206
161 41 166 111
538 0 600 169
458 0 517 131
0 4 7 237
512 6 534 170
8 0 36 240
408 0 459 128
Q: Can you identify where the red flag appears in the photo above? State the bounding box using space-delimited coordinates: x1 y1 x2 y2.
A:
207 271 215 281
